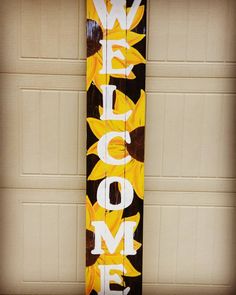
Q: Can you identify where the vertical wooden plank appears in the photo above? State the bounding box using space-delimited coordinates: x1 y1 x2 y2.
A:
167 0 188 61
58 91 78 174
145 93 165 177
162 95 184 176
206 0 227 61
86 0 146 294
225 0 236 61
40 91 59 174
195 207 215 284
77 204 86 282
41 0 60 58
218 96 236 177
211 208 234 285
158 206 179 284
186 0 208 61
21 0 41 58
59 0 79 59
23 204 41 281
59 205 77 281
22 90 40 174
148 0 169 61
78 0 87 60
182 95 204 177
143 206 160 283
176 207 197 283
200 95 222 177
106 1 127 292
78 92 87 175
41 204 59 281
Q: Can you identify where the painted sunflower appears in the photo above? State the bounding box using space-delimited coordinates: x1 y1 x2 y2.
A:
86 196 141 294
87 89 145 199
86 0 146 91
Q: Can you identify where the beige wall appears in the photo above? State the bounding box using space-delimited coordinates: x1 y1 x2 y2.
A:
0 0 236 294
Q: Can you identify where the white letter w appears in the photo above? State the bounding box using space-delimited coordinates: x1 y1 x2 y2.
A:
93 0 142 30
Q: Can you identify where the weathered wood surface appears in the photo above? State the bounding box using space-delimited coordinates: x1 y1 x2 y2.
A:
86 1 146 293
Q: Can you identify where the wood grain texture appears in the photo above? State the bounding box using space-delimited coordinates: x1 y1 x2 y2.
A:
86 0 146 293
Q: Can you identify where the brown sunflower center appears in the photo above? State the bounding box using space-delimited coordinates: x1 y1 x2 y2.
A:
87 19 103 57
86 230 100 266
126 126 145 162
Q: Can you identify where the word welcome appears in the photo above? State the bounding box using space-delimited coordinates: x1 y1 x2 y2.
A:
87 0 145 294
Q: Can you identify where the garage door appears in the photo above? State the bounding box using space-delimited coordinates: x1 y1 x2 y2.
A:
0 0 236 294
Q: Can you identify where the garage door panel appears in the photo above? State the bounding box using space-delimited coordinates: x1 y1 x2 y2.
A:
1 1 236 77
145 93 236 181
218 97 236 178
206 0 228 61
143 206 160 283
21 0 79 59
0 189 235 294
0 0 85 75
148 0 236 62
27 89 83 176
0 74 86 189
143 203 235 287
211 208 235 285
1 75 236 192
23 204 41 281
0 189 85 294
20 0 41 58
22 89 80 175
0 0 236 293
226 0 236 62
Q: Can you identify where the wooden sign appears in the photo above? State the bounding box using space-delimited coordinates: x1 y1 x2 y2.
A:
86 0 146 294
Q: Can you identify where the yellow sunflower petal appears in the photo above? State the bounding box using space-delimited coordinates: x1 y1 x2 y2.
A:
86 55 97 91
120 47 146 65
99 254 140 282
100 254 140 277
86 196 95 230
87 118 106 139
123 256 141 277
111 71 136 80
124 160 144 199
128 5 145 30
106 209 124 234
110 164 129 177
107 236 141 256
129 89 146 128
98 105 103 117
87 142 98 156
93 71 109 93
107 30 128 41
93 202 106 220
134 239 142 251
106 119 126 132
114 90 135 114
86 265 95 295
87 0 100 23
126 31 145 46
87 117 126 140
91 263 102 293
88 160 128 181
133 162 144 198
88 160 107 180
110 56 136 79
108 144 129 160
125 212 140 232
97 255 126 286
93 52 110 92
98 106 128 125
107 32 144 50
